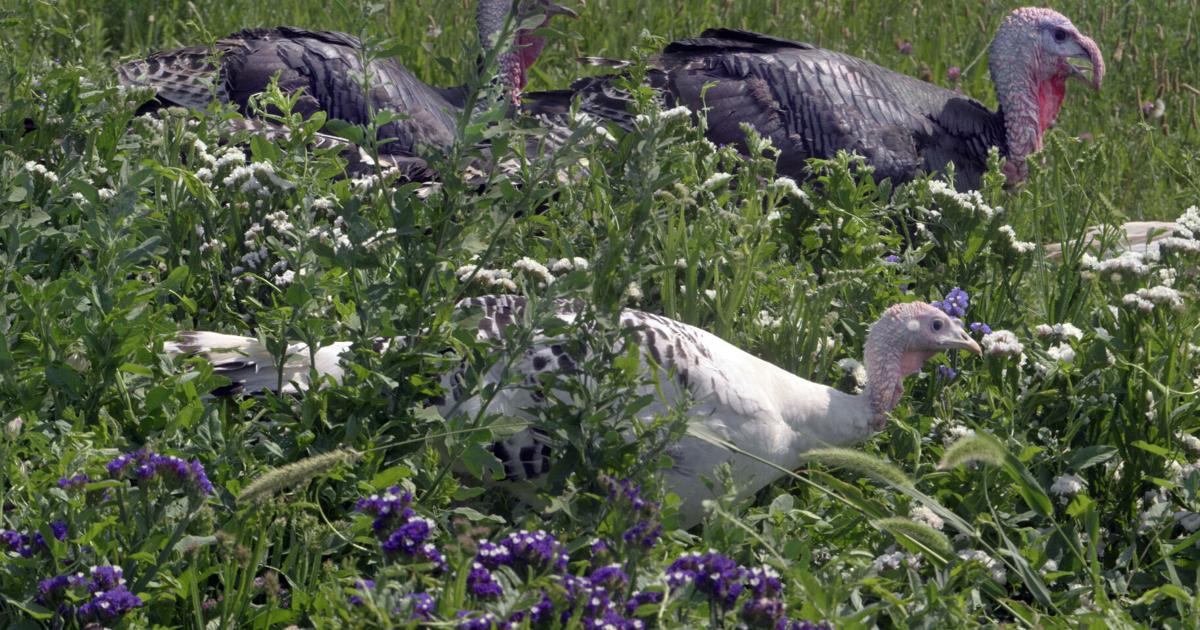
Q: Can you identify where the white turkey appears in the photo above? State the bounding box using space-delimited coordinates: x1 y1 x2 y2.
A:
166 296 980 526
1043 221 1184 261
525 7 1104 191
117 0 576 163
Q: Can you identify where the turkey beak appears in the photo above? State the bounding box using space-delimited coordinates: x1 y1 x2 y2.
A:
1067 33 1105 91
943 325 982 356
543 2 579 19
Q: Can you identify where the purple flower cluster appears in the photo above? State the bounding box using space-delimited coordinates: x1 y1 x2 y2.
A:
666 551 747 608
932 287 969 319
883 254 902 264
969 321 992 335
2 520 67 557
467 562 504 599
600 476 663 549
937 365 957 381
106 450 213 496
356 487 447 571
57 474 92 490
476 529 569 574
38 565 143 623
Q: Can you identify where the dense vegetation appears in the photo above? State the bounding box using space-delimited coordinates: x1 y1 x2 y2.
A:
2 0 1199 627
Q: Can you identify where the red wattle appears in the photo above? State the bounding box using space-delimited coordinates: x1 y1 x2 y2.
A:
1036 75 1067 135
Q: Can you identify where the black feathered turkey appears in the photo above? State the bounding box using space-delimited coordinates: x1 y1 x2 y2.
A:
117 0 575 160
526 8 1103 190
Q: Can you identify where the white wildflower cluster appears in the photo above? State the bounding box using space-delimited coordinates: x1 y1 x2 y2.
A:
1035 322 1084 340
23 160 59 184
223 161 291 197
756 310 782 330
927 179 998 220
350 166 402 192
995 224 1035 255
263 210 295 234
623 281 643 303
97 188 115 201
872 549 921 572
634 105 693 128
571 112 617 144
512 257 554 286
549 257 589 275
1049 474 1086 504
957 550 1006 583
1081 250 1150 280
1179 432 1200 455
195 225 222 254
701 172 734 191
1044 343 1076 364
836 358 867 389
909 505 944 531
981 329 1024 358
769 176 806 201
1121 285 1184 313
362 227 396 251
1177 205 1200 234
456 265 517 292
269 260 295 287
940 422 974 446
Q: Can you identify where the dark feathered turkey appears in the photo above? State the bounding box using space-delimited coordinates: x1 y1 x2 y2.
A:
117 1 575 164
526 8 1103 190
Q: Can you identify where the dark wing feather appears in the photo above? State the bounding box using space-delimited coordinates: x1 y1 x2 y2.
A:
525 28 1006 189
118 27 459 155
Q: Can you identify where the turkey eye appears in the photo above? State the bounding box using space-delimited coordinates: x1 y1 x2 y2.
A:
1053 27 1068 42
932 320 944 331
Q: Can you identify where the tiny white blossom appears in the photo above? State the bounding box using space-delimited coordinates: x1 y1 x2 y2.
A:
512 257 554 286
981 330 1024 357
1046 343 1075 364
701 173 733 191
957 550 1006 582
996 224 1035 254
909 505 944 531
836 358 866 388
623 281 643 303
941 423 974 446
1050 474 1085 503
770 176 806 200
1122 285 1184 312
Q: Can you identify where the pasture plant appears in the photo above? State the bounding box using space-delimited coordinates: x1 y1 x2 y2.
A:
2 0 1200 628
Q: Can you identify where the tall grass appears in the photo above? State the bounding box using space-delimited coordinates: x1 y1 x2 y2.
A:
1 0 1199 627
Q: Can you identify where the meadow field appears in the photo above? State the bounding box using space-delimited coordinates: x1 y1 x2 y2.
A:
2 0 1200 627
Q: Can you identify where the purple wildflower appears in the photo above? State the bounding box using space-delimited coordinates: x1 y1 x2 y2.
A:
947 66 962 82
409 592 436 619
348 579 375 606
78 585 142 622
415 543 448 572
466 562 503 599
932 287 969 319
356 487 415 533
777 620 831 630
937 365 957 380
382 518 433 555
745 566 783 598
476 530 567 574
666 551 746 608
588 564 630 591
590 538 610 556
57 474 92 490
457 610 508 630
626 590 665 615
883 254 901 264
743 598 787 627
621 520 663 548
106 450 212 496
969 322 991 335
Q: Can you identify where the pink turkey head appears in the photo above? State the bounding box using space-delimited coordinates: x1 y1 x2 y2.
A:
988 8 1104 182
477 0 577 97
864 302 981 431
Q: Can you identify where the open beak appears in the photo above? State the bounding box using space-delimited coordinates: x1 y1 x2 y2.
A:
1067 33 1105 91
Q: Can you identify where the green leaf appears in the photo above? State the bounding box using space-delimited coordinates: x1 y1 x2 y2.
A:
1063 445 1118 471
